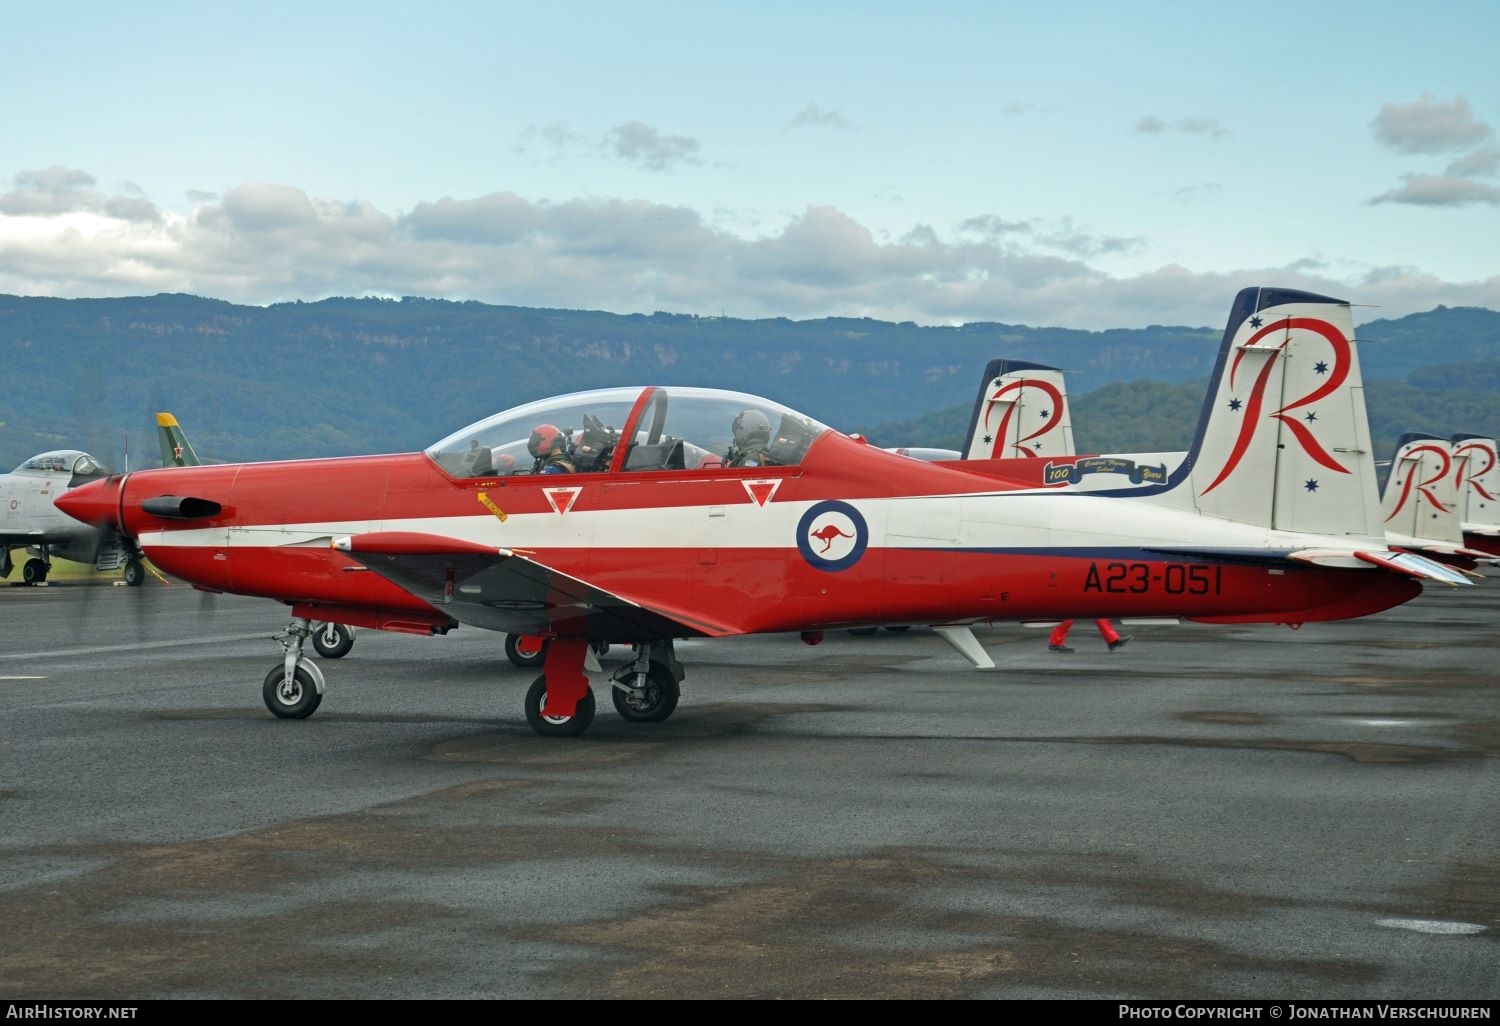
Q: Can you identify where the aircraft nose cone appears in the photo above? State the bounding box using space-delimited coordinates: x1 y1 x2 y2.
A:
56 476 121 530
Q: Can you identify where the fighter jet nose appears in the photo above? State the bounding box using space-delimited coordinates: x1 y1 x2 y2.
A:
56 476 121 530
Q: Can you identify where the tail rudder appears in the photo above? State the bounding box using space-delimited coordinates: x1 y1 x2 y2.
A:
1452 433 1500 535
1381 433 1461 543
155 412 202 467
1182 287 1382 537
961 359 1074 460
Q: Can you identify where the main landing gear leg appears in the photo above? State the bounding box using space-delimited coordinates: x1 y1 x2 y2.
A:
262 616 326 719
524 638 595 737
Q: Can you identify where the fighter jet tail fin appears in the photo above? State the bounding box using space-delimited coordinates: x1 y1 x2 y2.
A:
156 412 202 468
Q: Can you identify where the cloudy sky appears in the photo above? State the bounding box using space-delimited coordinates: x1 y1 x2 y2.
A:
2 0 1497 328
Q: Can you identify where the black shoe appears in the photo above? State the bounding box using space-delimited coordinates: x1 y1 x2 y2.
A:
1048 643 1074 653
1108 635 1133 652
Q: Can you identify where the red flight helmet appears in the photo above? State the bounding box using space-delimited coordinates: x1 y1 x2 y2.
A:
528 423 565 459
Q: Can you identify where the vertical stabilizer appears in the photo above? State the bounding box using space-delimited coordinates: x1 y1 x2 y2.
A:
1381 434 1462 545
1451 434 1500 532
961 360 1074 460
1185 288 1381 538
156 412 202 468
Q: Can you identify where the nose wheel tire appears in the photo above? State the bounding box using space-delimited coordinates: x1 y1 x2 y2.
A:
610 662 680 723
262 666 323 719
524 676 595 737
312 622 355 659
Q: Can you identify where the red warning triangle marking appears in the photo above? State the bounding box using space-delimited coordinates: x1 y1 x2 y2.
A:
742 479 781 507
544 487 581 515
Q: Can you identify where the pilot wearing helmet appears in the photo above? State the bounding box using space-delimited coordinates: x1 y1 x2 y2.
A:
726 409 776 468
528 423 576 474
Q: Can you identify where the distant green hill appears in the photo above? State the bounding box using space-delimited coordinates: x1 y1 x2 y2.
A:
2 293 1497 468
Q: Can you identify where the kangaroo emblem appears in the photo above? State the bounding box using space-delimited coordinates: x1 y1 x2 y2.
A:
810 524 855 553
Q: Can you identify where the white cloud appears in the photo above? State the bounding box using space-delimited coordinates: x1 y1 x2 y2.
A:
1034 217 1145 258
1368 174 1500 207
1372 94 1492 155
789 102 850 129
1135 116 1228 138
2 169 1496 329
513 120 588 159
957 214 1033 240
0 166 162 223
606 121 701 172
1445 147 1500 178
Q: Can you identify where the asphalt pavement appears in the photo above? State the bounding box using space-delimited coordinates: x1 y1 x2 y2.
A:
0 578 1496 999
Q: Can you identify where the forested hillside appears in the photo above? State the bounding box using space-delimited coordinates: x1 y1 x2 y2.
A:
2 293 1496 468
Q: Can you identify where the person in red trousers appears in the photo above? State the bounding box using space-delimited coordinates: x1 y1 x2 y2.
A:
1049 619 1131 653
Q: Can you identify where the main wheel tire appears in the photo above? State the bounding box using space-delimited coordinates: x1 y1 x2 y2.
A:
524 675 595 737
610 662 680 723
262 665 323 719
312 622 355 659
506 633 548 668
123 559 145 587
22 558 47 585
848 626 878 636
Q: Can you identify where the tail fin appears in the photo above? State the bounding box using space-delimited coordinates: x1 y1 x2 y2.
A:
1380 433 1461 545
1181 287 1382 538
1451 434 1500 534
156 412 202 467
960 359 1074 459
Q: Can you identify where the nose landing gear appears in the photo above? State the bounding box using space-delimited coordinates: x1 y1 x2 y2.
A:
262 617 326 719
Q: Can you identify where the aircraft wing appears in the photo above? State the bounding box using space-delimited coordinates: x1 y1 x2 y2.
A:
332 531 735 640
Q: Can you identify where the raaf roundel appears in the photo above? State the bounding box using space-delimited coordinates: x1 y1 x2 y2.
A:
58 287 1471 738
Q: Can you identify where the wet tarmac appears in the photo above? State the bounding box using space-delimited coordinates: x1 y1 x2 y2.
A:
1 580 1496 998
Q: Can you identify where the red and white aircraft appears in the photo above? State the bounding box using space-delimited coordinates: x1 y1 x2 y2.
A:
58 287 1471 737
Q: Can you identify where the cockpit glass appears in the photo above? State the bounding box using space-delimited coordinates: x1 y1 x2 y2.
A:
14 450 101 475
426 388 642 478
426 387 829 478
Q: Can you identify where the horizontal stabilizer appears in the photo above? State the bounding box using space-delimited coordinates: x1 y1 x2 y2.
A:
1347 550 1475 586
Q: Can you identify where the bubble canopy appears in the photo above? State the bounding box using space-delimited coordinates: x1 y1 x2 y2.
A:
426 386 829 479
11 450 106 477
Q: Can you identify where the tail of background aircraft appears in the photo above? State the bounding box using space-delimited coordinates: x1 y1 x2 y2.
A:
156 412 201 468
960 360 1074 460
1380 433 1461 543
1451 434 1500 537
